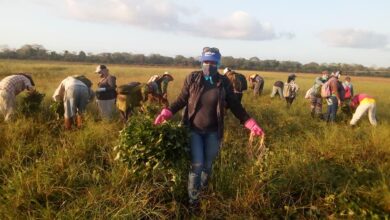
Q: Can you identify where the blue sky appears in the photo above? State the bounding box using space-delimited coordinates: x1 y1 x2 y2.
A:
0 0 390 67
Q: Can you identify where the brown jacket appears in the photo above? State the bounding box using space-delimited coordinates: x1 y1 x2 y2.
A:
169 71 250 139
97 74 117 100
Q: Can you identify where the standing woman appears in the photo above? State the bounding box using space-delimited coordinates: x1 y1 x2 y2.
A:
154 47 264 209
95 65 117 120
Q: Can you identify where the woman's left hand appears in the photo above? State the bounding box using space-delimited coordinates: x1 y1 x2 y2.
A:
244 118 264 136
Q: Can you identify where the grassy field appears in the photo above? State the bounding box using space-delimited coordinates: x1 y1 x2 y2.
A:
0 59 389 219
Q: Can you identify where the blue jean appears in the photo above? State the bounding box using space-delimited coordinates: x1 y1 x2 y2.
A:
326 96 338 122
64 85 89 119
188 131 220 203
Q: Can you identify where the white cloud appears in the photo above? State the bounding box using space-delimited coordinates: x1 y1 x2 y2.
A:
45 0 291 41
64 0 185 30
319 29 389 49
189 11 278 41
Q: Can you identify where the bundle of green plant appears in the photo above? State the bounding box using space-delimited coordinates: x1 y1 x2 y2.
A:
49 101 64 119
141 102 162 118
19 91 45 116
115 115 189 194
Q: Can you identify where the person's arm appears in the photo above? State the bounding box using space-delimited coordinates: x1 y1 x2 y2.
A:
52 81 65 102
106 76 117 91
23 77 35 92
168 74 191 114
223 77 250 123
223 77 264 136
88 88 95 102
154 73 192 125
350 96 358 109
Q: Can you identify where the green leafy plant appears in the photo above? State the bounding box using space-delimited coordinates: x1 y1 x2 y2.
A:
115 114 189 196
49 101 64 119
19 91 45 116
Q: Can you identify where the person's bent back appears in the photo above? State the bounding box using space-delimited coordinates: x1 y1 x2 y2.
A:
53 76 94 129
0 74 35 121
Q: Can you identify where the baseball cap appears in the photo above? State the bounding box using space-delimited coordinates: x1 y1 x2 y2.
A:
95 64 107 73
200 47 221 63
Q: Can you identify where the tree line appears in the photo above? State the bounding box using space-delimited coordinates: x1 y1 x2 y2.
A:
1 44 389 77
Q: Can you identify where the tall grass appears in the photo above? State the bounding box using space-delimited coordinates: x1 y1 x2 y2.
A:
0 59 389 218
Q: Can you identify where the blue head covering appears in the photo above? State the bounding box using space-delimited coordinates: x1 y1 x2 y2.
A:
200 47 221 65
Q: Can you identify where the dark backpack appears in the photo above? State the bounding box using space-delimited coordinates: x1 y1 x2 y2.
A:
226 72 247 92
74 75 92 88
117 82 141 94
237 73 248 91
337 81 345 101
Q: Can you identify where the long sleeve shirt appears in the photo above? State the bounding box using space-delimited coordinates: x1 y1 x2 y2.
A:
350 94 375 109
53 76 91 102
0 75 34 95
97 74 117 100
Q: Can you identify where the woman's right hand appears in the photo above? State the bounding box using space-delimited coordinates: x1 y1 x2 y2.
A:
154 108 173 125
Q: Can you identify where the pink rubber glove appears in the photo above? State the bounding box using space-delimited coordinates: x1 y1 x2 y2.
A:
244 118 264 136
154 108 173 125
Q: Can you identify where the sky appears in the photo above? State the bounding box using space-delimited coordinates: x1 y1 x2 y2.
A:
0 0 390 67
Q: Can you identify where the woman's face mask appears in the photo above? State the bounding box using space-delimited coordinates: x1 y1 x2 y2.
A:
202 63 218 76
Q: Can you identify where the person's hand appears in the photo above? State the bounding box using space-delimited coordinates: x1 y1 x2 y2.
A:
154 108 173 125
244 118 264 136
338 99 342 106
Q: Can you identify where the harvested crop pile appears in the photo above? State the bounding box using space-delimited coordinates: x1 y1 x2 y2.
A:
115 114 189 198
19 91 45 116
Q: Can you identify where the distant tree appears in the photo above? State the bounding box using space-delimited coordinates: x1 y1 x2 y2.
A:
132 54 145 65
302 62 320 73
78 51 87 61
16 44 46 59
174 55 187 66
0 44 389 77
221 56 236 69
249 57 260 62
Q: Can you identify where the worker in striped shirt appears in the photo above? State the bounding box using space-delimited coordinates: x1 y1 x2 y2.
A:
0 73 35 121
